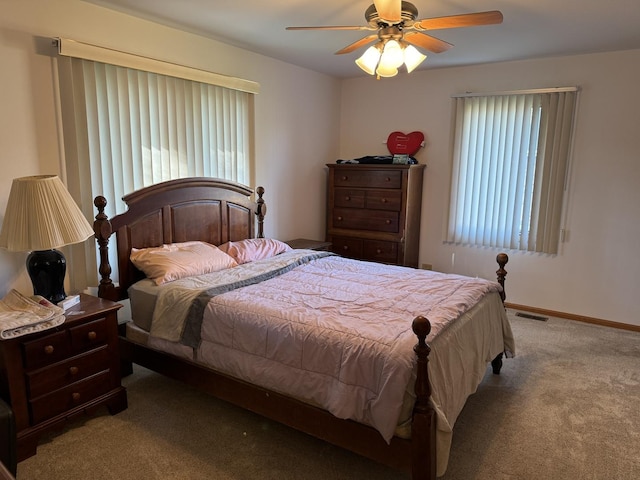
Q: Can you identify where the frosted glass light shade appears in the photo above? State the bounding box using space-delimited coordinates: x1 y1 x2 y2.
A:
355 46 381 75
375 64 399 77
380 40 404 69
404 45 427 73
0 175 94 252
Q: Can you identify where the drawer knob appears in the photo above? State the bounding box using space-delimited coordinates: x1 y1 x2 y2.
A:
44 345 54 355
344 196 350 201
341 176 348 181
385 220 391 224
376 249 382 254
342 245 349 251
337 216 343 221
381 198 387 203
87 331 97 341
71 392 81 403
385 177 391 182
69 366 79 376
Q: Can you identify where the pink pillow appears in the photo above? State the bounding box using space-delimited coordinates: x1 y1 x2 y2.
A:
130 241 238 285
218 238 291 265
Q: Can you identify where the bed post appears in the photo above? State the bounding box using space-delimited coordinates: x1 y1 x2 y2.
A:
496 253 509 304
491 253 509 374
255 186 265 239
93 196 117 301
411 315 437 480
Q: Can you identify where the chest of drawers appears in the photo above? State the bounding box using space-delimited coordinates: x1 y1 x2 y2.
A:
326 164 425 267
0 294 127 460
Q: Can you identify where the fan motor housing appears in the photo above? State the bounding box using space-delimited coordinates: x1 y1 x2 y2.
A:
365 1 418 27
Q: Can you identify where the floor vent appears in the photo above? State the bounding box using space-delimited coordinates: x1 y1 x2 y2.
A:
515 312 549 321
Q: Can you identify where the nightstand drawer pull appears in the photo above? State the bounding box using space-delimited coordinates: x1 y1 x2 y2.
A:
337 216 343 221
44 345 54 355
87 331 97 341
69 366 79 376
71 392 81 402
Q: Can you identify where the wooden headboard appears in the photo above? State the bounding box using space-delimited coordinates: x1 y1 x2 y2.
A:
93 177 266 301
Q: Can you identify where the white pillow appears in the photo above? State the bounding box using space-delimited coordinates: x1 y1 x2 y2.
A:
130 241 238 285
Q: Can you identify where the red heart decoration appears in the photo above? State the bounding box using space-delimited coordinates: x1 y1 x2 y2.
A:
387 131 424 156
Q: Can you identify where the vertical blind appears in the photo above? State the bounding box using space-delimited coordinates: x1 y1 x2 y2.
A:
55 41 257 289
446 88 578 254
80 60 251 214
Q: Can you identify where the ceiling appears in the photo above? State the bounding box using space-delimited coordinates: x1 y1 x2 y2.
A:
85 0 640 78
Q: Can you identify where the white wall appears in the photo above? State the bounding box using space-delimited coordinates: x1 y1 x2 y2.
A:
340 50 640 327
0 0 340 297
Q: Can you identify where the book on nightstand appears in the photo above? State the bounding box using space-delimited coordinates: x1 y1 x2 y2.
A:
59 294 81 310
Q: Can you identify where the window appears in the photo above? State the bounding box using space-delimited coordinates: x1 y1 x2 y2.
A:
446 88 578 254
54 39 259 289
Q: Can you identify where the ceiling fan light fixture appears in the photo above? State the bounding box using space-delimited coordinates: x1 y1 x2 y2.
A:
403 44 427 73
375 63 399 78
380 40 404 69
355 45 382 75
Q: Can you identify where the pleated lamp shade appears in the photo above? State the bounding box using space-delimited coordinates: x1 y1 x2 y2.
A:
0 175 93 252
0 175 94 303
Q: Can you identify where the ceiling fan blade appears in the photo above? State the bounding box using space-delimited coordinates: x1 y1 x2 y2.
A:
414 10 503 30
374 0 402 23
335 35 378 55
286 25 372 31
404 31 453 54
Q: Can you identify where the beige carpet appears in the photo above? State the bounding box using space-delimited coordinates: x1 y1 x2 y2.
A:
17 312 640 479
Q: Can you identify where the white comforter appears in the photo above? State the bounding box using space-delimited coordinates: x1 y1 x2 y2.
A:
145 250 515 475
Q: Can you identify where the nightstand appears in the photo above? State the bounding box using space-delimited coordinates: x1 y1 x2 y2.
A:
0 294 127 461
285 238 332 251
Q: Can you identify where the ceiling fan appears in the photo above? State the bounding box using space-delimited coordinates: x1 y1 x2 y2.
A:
286 0 503 77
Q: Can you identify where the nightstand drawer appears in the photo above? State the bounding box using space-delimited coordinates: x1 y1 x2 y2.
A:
26 346 110 399
29 370 112 424
69 317 108 353
21 331 69 370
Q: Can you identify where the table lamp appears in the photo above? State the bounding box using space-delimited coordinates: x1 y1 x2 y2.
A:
0 175 94 304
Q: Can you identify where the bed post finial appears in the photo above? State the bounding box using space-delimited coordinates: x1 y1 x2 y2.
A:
93 196 114 299
255 186 266 239
411 315 436 479
496 253 509 303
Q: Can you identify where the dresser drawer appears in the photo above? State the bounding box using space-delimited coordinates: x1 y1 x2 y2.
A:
333 188 366 208
331 236 363 258
333 169 402 189
26 346 110 399
333 208 399 233
69 317 109 353
362 240 399 264
21 331 70 370
334 188 402 212
364 190 402 211
29 370 112 424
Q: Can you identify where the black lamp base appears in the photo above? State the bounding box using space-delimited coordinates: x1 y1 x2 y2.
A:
26 249 67 304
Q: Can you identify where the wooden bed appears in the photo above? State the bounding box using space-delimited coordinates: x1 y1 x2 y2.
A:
93 177 511 480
